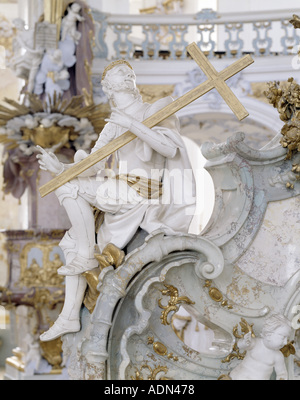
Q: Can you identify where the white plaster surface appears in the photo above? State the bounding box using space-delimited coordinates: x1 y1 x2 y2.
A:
237 196 300 287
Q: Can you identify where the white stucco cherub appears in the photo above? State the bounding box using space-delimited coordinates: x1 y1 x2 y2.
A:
61 3 85 45
230 314 292 380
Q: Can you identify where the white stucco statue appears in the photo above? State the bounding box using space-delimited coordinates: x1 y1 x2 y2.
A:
230 314 292 380
10 18 44 94
61 3 85 44
36 60 196 341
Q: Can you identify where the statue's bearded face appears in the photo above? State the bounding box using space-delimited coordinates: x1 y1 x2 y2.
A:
102 65 137 95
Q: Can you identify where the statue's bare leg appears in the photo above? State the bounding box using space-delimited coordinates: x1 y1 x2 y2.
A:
55 182 99 276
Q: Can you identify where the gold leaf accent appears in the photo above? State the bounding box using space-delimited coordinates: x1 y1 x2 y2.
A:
158 284 195 325
83 244 125 314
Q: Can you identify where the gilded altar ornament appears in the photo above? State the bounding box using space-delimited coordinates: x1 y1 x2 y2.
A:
147 336 179 361
39 337 63 372
204 280 233 310
264 78 300 189
19 242 65 288
0 93 110 201
83 243 125 314
265 79 300 159
158 284 195 325
131 364 171 381
0 93 109 153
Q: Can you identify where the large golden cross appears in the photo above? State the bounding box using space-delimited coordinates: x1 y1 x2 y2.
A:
39 43 254 198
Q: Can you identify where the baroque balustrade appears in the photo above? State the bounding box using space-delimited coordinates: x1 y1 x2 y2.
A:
91 8 300 61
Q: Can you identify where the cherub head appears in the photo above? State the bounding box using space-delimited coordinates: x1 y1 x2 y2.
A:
261 314 292 350
70 2 82 13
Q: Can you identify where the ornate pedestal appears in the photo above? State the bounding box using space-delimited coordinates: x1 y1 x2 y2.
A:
61 132 300 381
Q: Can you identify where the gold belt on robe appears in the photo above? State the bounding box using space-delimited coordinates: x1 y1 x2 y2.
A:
116 174 163 200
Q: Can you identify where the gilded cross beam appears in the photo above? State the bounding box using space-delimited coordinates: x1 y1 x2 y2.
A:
39 43 254 198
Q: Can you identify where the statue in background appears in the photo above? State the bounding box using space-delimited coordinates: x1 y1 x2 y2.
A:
61 2 85 44
37 60 196 341
10 18 44 94
9 1 94 104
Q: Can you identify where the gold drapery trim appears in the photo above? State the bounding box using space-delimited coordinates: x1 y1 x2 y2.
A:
117 174 163 200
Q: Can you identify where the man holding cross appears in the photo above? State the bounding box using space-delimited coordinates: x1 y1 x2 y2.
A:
37 60 196 340
38 60 196 275
37 43 253 341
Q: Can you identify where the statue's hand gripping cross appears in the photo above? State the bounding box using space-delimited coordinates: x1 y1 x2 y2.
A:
39 43 254 198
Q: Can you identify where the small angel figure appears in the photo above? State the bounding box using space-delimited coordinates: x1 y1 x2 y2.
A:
61 3 85 45
230 314 292 380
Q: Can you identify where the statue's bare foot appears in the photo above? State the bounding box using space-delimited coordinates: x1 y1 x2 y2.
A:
40 315 80 342
57 255 99 276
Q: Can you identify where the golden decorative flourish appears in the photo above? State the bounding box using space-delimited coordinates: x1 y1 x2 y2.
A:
265 79 300 160
131 364 171 380
22 125 72 151
158 284 195 326
233 318 255 340
265 78 300 189
0 93 110 152
222 318 255 364
290 14 300 29
204 280 233 310
19 242 65 288
83 243 125 314
280 341 296 358
39 337 63 371
147 336 179 361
